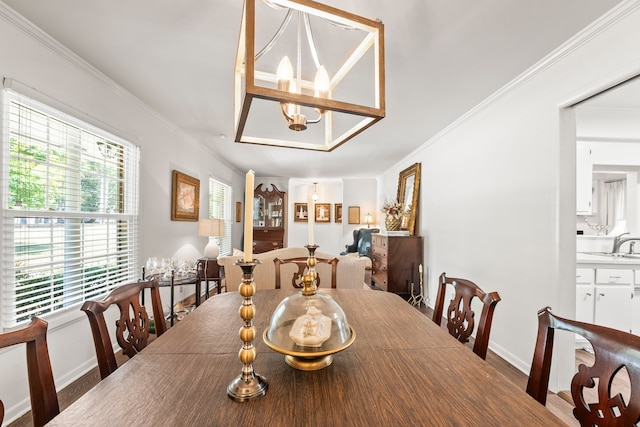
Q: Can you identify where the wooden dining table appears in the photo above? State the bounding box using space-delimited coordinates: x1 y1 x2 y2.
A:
48 289 565 426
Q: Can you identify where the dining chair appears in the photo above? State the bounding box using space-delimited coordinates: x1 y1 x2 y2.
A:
81 278 167 380
433 272 501 359
0 317 60 427
274 257 339 289
526 306 640 425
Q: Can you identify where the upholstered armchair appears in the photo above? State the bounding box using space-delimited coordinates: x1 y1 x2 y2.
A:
341 228 380 259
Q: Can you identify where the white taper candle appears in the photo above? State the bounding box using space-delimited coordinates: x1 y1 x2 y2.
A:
244 170 255 261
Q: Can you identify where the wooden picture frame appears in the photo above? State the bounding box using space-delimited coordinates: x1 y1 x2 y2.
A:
348 206 360 224
335 203 342 223
315 203 331 222
171 170 200 221
235 201 242 222
294 203 308 222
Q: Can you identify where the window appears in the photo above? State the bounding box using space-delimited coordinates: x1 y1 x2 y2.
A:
208 178 232 256
1 89 140 329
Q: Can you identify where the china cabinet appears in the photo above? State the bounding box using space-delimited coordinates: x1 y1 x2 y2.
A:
253 184 286 253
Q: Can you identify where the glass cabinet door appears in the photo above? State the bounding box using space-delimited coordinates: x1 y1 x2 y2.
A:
253 195 265 227
253 185 284 230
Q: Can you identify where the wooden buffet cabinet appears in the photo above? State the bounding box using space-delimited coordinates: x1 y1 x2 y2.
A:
253 184 286 254
371 234 423 294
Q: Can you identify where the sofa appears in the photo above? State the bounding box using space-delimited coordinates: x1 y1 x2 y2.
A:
218 247 372 292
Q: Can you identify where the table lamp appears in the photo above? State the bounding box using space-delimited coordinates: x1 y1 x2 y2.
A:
198 218 224 259
364 213 373 228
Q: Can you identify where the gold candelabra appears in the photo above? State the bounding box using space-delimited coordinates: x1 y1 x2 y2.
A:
408 264 425 307
227 260 268 402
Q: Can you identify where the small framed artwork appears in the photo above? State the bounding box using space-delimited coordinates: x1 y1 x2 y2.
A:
235 201 242 222
335 203 342 223
348 206 360 224
171 170 200 221
315 203 331 222
294 203 308 222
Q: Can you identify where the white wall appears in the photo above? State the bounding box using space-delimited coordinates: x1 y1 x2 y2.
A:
287 178 344 254
0 6 246 423
378 2 640 391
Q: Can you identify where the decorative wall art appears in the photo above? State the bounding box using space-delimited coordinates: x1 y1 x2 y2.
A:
171 170 200 221
348 206 360 224
294 203 308 222
315 203 331 222
335 203 342 223
236 201 242 222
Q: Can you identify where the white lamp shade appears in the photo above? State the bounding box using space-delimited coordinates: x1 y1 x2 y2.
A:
199 218 224 258
198 218 224 237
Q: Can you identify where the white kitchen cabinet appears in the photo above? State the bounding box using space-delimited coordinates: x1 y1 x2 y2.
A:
576 284 595 324
575 268 633 345
576 141 593 214
594 268 633 333
575 268 595 346
594 285 632 333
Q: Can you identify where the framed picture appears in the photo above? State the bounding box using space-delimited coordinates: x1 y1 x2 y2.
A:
315 203 331 222
171 170 200 221
294 203 308 222
235 201 242 222
348 206 360 224
335 203 342 223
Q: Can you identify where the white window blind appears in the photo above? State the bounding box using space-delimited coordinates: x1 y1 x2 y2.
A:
1 89 140 329
208 178 232 256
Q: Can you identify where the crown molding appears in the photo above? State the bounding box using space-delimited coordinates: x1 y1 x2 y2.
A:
398 0 640 164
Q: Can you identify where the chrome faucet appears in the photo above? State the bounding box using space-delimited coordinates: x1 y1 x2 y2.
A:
611 232 640 254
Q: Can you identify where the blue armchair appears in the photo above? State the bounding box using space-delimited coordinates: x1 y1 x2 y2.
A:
341 228 380 259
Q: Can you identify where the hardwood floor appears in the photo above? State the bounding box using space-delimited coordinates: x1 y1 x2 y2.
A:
9 301 590 426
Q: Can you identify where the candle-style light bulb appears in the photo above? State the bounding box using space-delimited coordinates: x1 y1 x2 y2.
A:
314 65 330 98
277 56 294 90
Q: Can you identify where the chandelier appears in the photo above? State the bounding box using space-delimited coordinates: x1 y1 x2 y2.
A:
234 0 385 151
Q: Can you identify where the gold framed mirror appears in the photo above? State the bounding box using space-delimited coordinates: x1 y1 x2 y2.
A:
397 163 421 235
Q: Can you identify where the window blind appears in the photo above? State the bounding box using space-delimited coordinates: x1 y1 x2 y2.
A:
208 177 232 256
1 89 140 328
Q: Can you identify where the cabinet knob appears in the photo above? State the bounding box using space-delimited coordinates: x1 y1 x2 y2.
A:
586 292 592 296
598 293 605 297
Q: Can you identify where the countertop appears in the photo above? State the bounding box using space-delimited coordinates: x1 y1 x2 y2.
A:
577 252 640 268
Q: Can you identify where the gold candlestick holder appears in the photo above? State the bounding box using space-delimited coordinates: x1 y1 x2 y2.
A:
302 244 318 296
227 260 268 402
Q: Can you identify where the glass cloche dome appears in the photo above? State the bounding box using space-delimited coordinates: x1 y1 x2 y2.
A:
263 261 355 371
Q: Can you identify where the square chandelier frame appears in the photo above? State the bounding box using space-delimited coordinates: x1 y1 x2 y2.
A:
234 0 385 151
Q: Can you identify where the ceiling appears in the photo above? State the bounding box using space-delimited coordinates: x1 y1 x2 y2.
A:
2 0 624 178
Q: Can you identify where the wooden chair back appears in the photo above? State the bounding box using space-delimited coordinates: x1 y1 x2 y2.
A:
0 317 60 427
433 272 501 359
81 278 166 379
273 257 339 289
527 307 640 425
